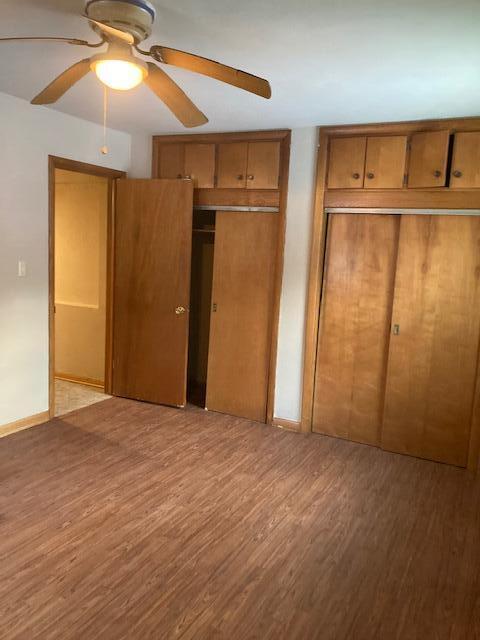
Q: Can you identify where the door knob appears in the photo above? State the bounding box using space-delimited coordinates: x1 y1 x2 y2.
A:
175 306 186 315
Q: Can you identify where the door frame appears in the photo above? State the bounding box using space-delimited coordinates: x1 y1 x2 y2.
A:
48 156 126 418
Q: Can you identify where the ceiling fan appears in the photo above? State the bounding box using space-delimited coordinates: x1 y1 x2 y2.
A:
0 0 272 128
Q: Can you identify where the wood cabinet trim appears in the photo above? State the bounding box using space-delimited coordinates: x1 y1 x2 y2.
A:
302 118 480 473
152 129 291 426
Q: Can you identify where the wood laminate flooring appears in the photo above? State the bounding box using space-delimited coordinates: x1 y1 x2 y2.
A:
1 398 479 640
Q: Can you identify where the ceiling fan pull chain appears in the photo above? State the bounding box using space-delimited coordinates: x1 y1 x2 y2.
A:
101 85 109 155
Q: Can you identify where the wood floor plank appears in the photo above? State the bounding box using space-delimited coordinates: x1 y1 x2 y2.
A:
1 399 480 639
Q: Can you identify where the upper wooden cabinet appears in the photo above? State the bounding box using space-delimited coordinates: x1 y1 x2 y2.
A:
157 142 215 188
364 136 407 189
407 130 450 188
326 135 407 189
327 137 366 189
184 144 215 188
246 142 281 189
217 141 281 190
450 132 480 189
217 142 248 189
157 143 185 179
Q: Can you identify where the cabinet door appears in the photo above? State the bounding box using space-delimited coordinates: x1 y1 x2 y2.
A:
246 141 281 189
113 179 193 408
407 130 449 188
327 137 366 189
364 136 407 189
217 142 248 188
313 214 399 445
382 215 480 467
206 212 277 422
184 143 216 188
157 143 185 179
450 132 480 188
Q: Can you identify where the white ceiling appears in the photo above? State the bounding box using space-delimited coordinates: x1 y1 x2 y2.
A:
1 0 479 135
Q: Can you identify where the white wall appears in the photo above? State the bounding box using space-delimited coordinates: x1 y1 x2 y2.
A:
0 92 131 426
274 128 317 423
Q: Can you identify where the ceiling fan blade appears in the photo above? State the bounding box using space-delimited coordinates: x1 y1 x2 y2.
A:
31 59 92 105
83 15 134 45
146 45 271 99
0 36 103 47
144 62 208 128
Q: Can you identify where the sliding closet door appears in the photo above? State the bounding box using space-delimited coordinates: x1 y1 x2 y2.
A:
382 215 480 466
113 179 193 407
312 214 399 445
206 212 277 422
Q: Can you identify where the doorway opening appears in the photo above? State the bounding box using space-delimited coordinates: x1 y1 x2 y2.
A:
48 157 126 418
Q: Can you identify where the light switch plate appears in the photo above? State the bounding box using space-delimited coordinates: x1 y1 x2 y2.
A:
18 260 26 277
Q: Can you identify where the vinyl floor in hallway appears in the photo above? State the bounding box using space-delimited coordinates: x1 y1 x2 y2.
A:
1 398 480 639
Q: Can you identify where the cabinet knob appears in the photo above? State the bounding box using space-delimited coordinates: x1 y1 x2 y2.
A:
184 175 192 180
453 170 463 178
366 172 375 180
237 174 244 180
176 174 182 179
352 172 360 180
247 175 254 181
175 306 186 315
433 170 442 178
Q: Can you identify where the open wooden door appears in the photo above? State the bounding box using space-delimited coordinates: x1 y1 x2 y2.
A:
112 179 193 407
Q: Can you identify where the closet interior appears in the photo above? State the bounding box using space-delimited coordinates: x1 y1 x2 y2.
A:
188 210 216 408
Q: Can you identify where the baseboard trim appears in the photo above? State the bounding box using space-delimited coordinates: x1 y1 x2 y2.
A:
55 373 104 389
272 417 301 432
0 411 50 439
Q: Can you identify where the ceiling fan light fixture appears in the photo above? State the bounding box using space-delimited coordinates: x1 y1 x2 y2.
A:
90 50 148 90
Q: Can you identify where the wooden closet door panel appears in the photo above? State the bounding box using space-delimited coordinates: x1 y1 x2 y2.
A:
364 136 407 189
327 137 366 189
246 141 281 189
407 130 449 188
206 212 277 422
217 143 248 188
312 214 398 445
450 132 480 188
157 143 185 179
184 143 215 188
382 215 480 466
113 179 193 407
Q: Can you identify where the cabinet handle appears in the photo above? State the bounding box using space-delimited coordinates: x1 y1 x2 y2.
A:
184 175 192 180
453 170 463 178
237 174 244 180
366 172 375 179
247 175 254 181
352 172 360 180
393 324 400 336
212 303 217 313
433 170 442 178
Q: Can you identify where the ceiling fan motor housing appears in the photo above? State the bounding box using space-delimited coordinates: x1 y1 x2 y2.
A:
85 0 156 43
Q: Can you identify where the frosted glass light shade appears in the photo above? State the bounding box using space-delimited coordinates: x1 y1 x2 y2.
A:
92 59 147 91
